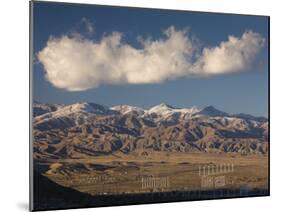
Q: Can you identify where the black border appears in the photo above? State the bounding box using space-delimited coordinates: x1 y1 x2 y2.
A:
29 1 270 211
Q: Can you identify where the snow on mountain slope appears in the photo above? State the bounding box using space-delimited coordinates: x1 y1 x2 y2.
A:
34 102 112 130
56 102 109 115
110 105 145 116
33 101 267 129
33 101 268 155
148 103 176 115
147 103 200 119
36 102 109 118
33 101 64 117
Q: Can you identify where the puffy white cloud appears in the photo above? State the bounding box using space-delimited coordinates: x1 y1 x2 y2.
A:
38 26 265 91
193 31 265 75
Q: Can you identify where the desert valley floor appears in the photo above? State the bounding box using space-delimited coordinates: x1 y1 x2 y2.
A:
39 152 268 195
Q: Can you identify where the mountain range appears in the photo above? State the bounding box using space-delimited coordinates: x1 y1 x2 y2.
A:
33 101 268 159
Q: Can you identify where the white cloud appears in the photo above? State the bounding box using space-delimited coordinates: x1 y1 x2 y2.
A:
193 31 265 75
38 26 265 91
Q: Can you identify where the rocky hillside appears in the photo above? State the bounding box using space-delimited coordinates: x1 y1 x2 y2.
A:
33 102 268 159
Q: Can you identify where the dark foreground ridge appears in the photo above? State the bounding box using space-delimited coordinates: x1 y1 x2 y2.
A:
32 172 269 211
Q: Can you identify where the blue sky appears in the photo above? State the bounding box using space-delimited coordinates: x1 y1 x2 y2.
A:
32 2 269 116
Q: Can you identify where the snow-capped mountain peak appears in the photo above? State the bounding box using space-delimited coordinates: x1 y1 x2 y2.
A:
58 102 109 115
146 103 201 121
110 105 145 115
35 102 109 120
148 103 176 115
178 106 200 114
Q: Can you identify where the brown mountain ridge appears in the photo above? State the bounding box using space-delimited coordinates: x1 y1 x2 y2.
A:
33 102 268 160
